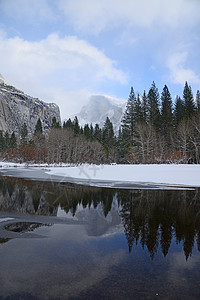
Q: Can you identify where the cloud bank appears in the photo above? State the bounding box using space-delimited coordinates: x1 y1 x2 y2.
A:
0 31 127 117
0 0 200 118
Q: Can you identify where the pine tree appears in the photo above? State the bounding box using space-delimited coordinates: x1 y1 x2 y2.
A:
174 96 185 126
34 118 43 135
4 131 9 149
0 130 5 151
160 85 173 136
116 127 127 163
135 94 143 123
51 116 61 128
83 124 90 139
63 118 73 129
89 123 94 140
147 81 160 130
94 123 102 141
183 81 195 117
20 123 28 145
141 90 148 122
102 117 114 148
34 118 44 145
121 86 136 141
73 116 80 135
196 90 200 111
9 132 17 149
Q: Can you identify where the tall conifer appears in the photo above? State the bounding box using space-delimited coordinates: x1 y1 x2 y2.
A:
174 96 185 126
147 81 160 130
183 81 195 117
196 90 200 111
160 85 173 136
141 90 148 122
121 86 136 139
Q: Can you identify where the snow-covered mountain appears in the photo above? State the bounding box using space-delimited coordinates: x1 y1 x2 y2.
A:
69 95 126 132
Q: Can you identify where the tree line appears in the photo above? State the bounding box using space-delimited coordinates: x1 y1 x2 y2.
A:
0 117 108 164
117 81 200 163
1 81 200 164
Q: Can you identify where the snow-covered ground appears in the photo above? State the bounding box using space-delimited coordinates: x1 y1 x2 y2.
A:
45 164 200 188
0 162 200 188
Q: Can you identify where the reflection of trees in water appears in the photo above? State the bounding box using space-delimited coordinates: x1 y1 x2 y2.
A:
0 238 10 246
0 177 116 217
0 176 200 259
118 189 200 260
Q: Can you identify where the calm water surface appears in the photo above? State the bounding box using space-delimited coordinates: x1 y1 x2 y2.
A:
0 176 200 299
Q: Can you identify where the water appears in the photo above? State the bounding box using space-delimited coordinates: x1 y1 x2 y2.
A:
0 176 200 299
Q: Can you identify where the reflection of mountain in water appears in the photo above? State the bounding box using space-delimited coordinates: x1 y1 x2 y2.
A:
0 176 200 260
75 198 121 237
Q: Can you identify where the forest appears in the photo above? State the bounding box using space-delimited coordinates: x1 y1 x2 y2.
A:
1 81 200 164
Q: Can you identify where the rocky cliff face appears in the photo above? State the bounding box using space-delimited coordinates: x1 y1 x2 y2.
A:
0 74 61 135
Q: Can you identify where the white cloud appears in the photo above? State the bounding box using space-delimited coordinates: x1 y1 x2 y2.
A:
58 0 200 34
0 0 56 22
0 32 127 118
168 52 200 86
2 0 200 33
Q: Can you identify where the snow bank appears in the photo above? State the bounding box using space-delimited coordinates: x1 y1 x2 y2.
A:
46 164 200 187
1 161 200 188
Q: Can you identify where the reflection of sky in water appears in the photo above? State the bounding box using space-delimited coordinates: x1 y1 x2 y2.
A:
0 223 126 299
0 220 200 299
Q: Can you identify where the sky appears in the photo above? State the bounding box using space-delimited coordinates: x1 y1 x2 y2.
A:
0 0 200 120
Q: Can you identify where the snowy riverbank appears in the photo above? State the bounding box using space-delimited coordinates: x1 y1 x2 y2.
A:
45 164 200 188
0 162 200 189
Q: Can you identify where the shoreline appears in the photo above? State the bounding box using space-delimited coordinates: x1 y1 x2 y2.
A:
0 165 199 190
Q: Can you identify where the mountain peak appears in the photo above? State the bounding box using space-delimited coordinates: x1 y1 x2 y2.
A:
0 73 8 85
69 94 126 133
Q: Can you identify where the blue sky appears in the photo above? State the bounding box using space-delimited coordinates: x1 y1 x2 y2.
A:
0 0 200 119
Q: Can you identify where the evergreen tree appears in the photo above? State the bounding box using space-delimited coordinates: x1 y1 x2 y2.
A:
174 96 185 126
4 131 9 149
183 81 195 117
94 123 102 141
196 90 200 111
0 130 5 151
89 123 94 140
34 118 43 134
63 118 73 129
102 117 115 148
141 90 148 122
147 81 160 130
20 123 28 145
121 86 136 141
9 132 17 149
73 116 80 135
160 85 173 136
51 116 61 128
34 118 44 145
83 124 90 139
135 94 143 123
116 127 126 163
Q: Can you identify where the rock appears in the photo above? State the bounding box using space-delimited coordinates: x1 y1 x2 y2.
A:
0 74 61 136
